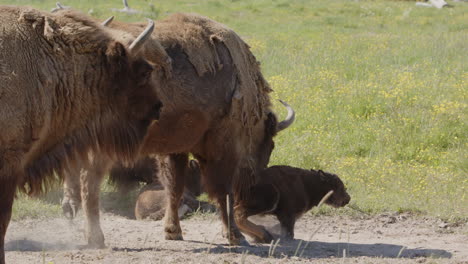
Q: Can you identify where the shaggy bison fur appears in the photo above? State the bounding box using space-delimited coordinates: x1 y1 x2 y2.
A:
235 166 351 243
0 6 163 263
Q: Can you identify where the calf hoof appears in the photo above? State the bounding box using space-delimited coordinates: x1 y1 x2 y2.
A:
164 224 183 240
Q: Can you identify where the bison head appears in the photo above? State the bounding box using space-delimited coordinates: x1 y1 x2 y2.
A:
255 100 295 169
98 20 163 164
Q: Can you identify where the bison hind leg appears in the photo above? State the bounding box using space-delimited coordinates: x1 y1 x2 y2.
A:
158 153 189 241
62 167 82 220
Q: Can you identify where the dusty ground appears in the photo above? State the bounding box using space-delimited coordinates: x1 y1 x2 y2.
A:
5 212 468 264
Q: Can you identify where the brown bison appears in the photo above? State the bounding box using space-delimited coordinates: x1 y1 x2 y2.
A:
60 12 295 247
235 166 351 242
0 6 164 263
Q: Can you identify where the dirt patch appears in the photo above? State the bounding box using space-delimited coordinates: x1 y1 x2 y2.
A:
5 212 467 263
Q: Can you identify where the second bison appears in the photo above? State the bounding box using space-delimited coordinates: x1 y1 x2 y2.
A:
61 11 295 247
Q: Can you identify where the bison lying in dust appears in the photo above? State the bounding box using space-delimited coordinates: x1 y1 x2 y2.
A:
235 166 351 242
0 6 164 264
134 160 215 221
63 157 214 221
60 11 295 247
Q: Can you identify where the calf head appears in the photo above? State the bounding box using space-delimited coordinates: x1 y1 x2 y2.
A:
315 170 351 208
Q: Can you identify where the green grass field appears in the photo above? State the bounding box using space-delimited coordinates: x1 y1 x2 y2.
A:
4 0 467 221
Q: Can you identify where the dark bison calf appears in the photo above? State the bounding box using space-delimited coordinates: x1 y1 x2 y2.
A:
234 166 351 243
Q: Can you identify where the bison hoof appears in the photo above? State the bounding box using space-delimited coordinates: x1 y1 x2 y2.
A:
81 235 105 249
226 231 248 246
79 241 106 250
61 199 80 220
164 225 183 240
229 235 249 246
85 231 105 249
253 230 274 244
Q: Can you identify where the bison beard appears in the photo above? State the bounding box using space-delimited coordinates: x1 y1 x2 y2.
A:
234 166 351 242
0 7 163 264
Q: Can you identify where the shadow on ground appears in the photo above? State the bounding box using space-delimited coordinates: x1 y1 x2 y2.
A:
5 240 81 252
189 239 452 259
5 236 452 260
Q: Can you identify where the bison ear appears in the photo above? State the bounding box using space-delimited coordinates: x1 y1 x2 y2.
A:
318 170 327 181
265 112 278 137
106 41 129 73
319 170 329 178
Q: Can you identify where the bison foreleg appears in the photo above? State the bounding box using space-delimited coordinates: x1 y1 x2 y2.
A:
62 167 82 219
199 156 247 246
0 173 16 264
158 153 188 241
234 209 274 244
80 157 111 248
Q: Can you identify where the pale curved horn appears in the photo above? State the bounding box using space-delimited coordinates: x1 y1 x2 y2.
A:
56 2 65 9
123 0 130 9
276 99 295 132
101 16 114 26
51 2 66 12
129 19 154 53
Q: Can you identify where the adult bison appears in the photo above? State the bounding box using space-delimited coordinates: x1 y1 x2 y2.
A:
0 6 164 264
61 12 295 247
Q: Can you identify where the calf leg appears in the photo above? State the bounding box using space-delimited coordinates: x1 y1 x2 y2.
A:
0 171 17 264
158 153 188 240
62 166 82 219
80 157 111 248
278 216 295 240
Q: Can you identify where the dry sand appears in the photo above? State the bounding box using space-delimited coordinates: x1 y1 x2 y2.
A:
5 212 467 263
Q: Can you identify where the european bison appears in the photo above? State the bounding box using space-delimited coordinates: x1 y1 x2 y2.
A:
60 12 295 246
0 6 163 263
235 166 350 242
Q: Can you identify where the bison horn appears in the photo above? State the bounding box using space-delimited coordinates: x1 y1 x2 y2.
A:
101 16 114 26
51 2 68 12
123 0 130 9
276 99 295 132
56 2 65 9
129 19 154 53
